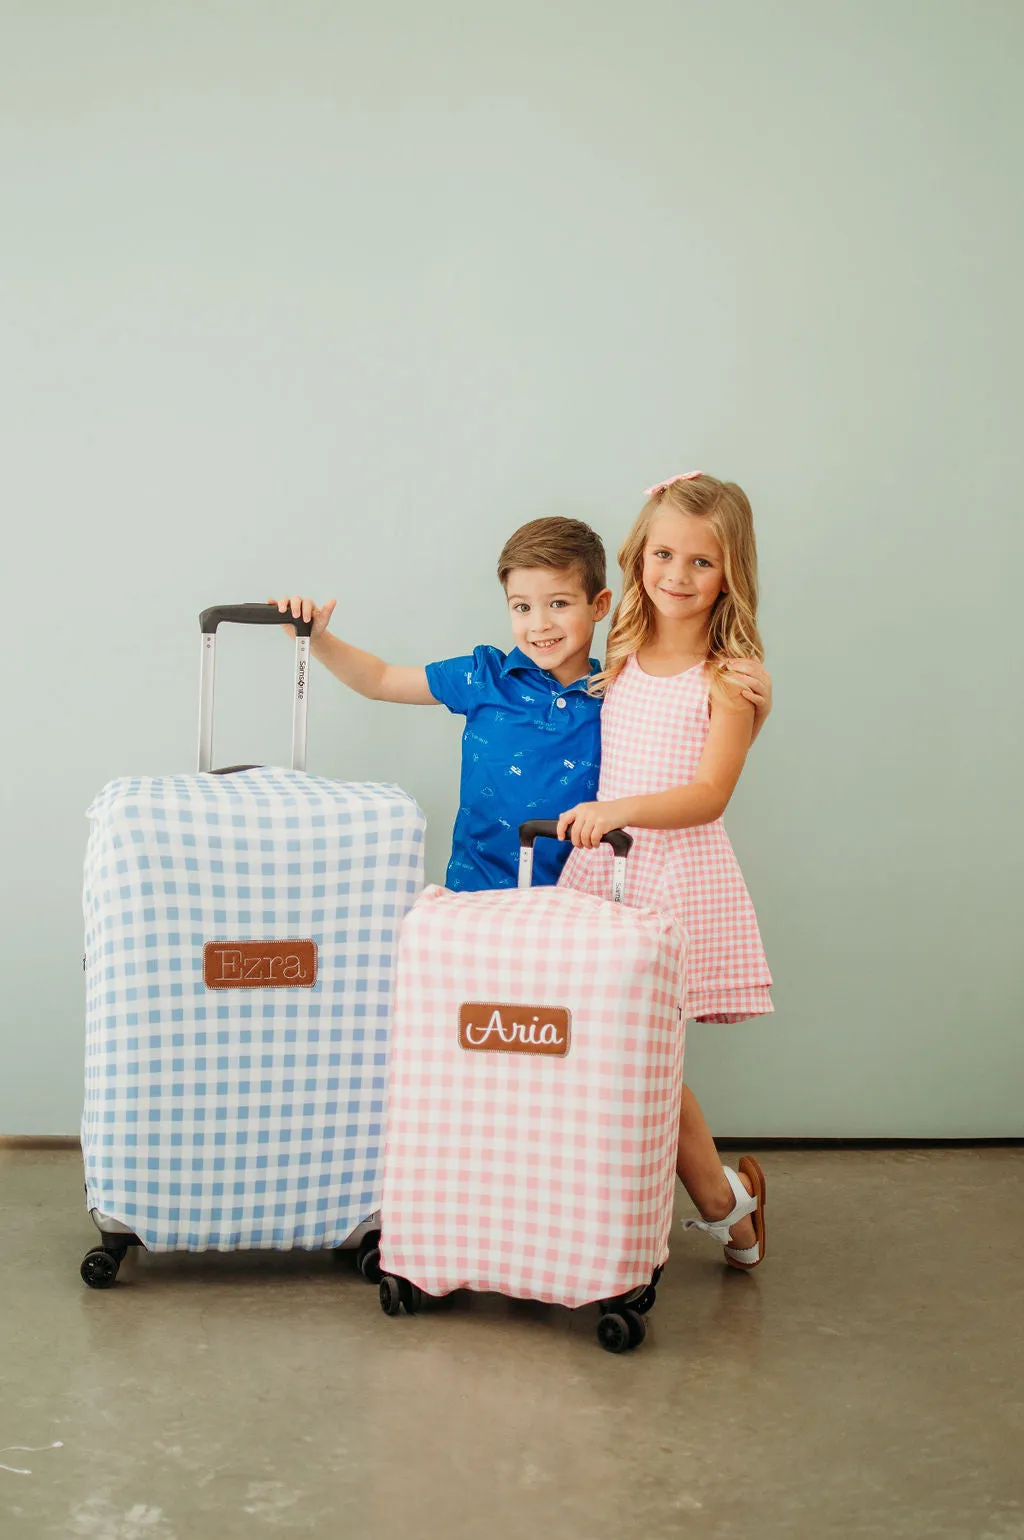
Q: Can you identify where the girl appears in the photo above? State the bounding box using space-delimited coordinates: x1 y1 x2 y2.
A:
557 472 772 1269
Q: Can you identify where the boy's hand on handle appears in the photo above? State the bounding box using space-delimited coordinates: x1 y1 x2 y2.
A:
557 800 628 849
269 595 337 642
269 603 437 706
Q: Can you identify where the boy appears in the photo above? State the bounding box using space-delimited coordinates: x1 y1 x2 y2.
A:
274 517 770 890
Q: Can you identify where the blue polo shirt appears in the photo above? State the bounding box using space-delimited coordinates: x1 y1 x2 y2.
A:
425 645 602 892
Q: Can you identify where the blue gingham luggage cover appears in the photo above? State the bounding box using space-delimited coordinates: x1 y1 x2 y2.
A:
82 768 425 1251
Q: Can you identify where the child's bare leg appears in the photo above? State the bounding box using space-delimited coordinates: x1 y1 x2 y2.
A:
675 1084 757 1250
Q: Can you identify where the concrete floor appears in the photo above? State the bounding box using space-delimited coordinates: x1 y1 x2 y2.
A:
1 1148 1022 1540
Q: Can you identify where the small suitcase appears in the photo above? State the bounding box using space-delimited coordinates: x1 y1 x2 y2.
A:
377 819 687 1352
79 604 425 1287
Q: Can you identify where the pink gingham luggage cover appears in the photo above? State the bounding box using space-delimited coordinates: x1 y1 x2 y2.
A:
379 883 687 1308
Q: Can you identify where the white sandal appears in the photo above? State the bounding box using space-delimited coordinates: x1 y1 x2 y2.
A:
684 1157 767 1271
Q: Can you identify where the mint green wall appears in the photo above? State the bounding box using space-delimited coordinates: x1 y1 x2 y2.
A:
2 3 1021 1134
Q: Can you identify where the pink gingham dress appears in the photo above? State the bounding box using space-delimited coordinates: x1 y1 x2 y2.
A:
559 655 773 1024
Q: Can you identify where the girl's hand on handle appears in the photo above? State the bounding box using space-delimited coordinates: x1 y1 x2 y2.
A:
269 596 337 642
557 801 627 849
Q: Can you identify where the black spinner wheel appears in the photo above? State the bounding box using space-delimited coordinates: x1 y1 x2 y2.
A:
596 1312 631 1353
398 1279 422 1315
624 1308 647 1348
379 1275 403 1316
596 1307 647 1353
356 1233 383 1284
80 1248 121 1289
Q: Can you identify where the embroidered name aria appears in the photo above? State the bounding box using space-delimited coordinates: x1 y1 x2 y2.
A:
466 1010 562 1046
457 1002 571 1057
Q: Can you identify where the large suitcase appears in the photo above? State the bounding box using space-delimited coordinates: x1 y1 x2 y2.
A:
377 820 687 1352
79 604 425 1287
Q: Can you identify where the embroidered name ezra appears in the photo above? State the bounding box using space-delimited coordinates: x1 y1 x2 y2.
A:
203 940 318 989
424 644 602 893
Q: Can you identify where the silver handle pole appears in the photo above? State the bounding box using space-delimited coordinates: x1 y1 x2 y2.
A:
291 636 310 772
197 634 217 772
517 845 535 890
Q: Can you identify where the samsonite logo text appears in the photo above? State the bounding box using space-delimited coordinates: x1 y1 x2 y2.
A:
203 939 318 989
458 1002 571 1057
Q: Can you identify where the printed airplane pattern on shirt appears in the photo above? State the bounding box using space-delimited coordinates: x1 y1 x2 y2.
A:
424 644 605 894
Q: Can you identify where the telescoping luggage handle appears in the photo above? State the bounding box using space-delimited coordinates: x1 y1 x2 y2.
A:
197 605 314 775
518 819 633 904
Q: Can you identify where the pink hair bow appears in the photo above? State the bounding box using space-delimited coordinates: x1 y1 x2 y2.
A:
645 471 702 497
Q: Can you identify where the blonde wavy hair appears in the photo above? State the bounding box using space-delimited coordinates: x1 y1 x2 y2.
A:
592 474 763 696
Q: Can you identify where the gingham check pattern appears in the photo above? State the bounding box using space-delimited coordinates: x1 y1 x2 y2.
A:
82 768 425 1252
379 884 687 1307
561 656 773 1023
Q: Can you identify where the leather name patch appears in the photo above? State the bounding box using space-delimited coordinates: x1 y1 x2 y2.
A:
203 940 318 989
458 1002 571 1057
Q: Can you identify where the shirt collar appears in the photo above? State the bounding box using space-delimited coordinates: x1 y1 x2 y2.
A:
500 647 600 691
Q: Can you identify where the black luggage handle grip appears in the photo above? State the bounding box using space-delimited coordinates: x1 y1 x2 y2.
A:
200 603 313 638
518 818 633 860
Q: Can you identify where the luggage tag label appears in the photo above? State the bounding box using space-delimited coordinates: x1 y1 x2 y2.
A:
203 939 318 989
458 1002 571 1057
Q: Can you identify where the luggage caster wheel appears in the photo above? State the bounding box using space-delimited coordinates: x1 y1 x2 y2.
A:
596 1312 631 1353
624 1308 647 1348
80 1248 120 1289
635 1285 657 1315
398 1279 422 1316
359 1246 382 1284
379 1276 403 1317
358 1243 382 1284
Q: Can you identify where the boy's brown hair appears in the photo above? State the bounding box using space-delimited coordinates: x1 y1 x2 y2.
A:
497 517 607 601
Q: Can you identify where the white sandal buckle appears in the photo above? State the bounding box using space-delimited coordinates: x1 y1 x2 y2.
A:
683 1166 758 1246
